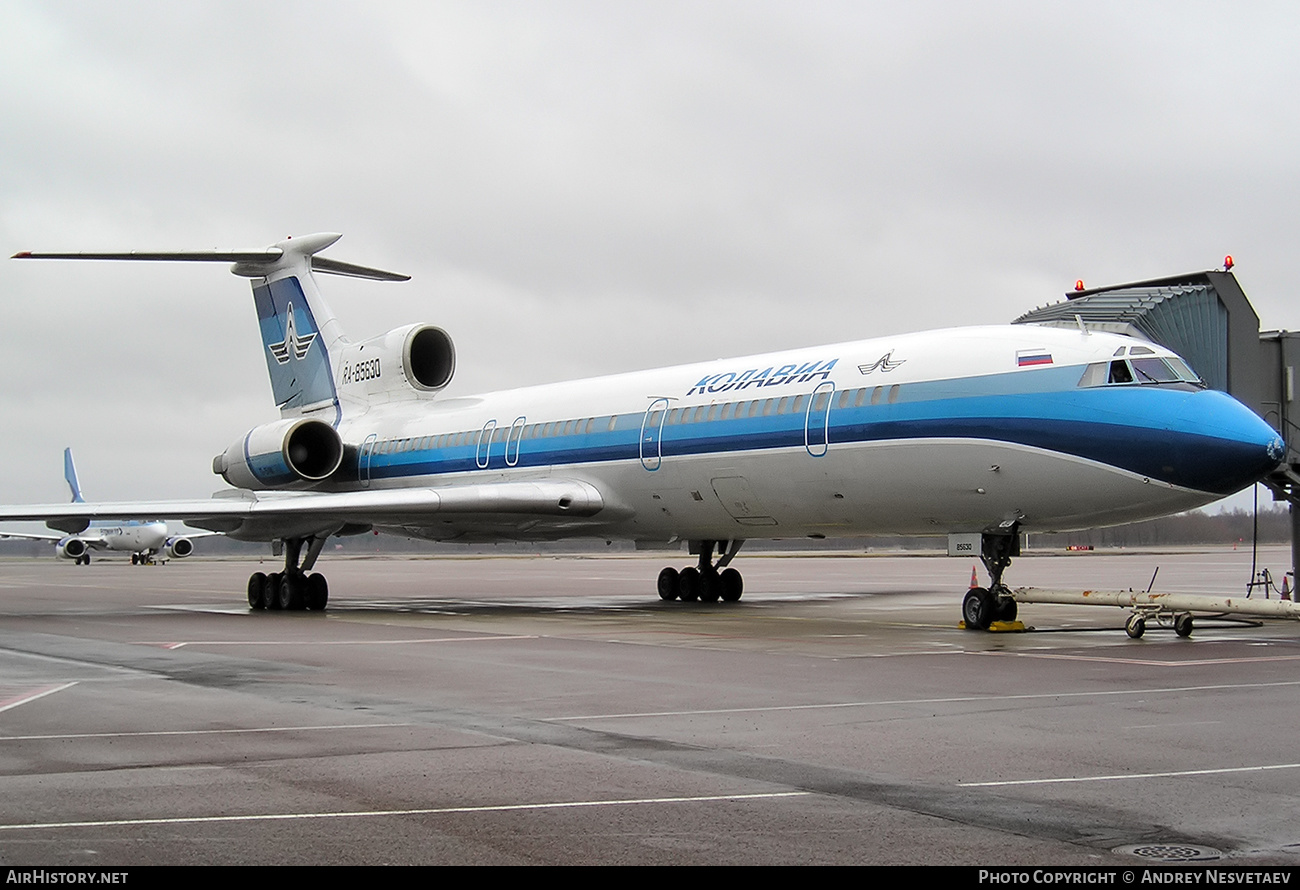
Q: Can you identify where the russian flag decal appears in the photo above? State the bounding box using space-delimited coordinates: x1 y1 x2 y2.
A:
1016 349 1053 367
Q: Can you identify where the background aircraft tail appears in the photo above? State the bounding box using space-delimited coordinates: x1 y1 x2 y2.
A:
63 448 84 503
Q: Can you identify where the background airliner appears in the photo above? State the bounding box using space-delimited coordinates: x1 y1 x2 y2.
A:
0 448 202 564
1 234 1283 626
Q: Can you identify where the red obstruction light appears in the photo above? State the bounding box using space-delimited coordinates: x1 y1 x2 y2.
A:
1224 255 1234 271
1074 279 1085 292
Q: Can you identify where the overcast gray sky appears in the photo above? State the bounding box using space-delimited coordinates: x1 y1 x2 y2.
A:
1 1 1297 507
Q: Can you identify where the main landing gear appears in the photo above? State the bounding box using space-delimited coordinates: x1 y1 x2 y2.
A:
657 540 745 603
247 536 330 612
961 526 1021 631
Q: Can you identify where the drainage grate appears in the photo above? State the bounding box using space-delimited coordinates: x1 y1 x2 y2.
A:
1113 843 1223 862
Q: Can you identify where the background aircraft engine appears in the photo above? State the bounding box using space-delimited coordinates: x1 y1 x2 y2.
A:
164 536 194 559
55 537 87 560
214 418 344 490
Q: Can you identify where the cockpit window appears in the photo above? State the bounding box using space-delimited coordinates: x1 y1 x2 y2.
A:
1108 360 1134 384
1078 355 1205 388
1164 357 1203 385
1130 358 1179 384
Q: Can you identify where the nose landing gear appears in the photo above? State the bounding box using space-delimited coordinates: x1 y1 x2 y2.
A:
961 526 1021 631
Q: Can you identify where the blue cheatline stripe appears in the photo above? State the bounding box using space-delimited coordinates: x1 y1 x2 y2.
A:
243 430 298 487
351 382 1277 497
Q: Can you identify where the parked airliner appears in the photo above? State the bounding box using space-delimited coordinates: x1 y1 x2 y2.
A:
0 448 201 564
2 234 1284 626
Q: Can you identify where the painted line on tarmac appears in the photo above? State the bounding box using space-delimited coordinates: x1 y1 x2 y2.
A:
549 679 1300 721
154 634 537 649
959 762 1300 787
0 682 77 713
0 791 810 831
0 721 413 742
980 650 1300 668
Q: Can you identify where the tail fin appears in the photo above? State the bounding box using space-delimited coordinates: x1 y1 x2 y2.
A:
63 447 84 503
13 233 409 424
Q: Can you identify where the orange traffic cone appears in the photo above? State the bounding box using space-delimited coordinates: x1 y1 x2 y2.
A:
969 565 979 589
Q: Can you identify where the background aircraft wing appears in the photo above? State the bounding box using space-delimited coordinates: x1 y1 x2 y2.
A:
0 479 608 542
0 530 63 542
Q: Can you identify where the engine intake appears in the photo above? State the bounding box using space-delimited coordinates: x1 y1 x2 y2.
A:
405 325 455 390
214 418 344 490
56 538 87 560
336 324 455 401
165 536 195 559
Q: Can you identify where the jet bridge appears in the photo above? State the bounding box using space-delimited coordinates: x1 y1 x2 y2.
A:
1014 269 1300 585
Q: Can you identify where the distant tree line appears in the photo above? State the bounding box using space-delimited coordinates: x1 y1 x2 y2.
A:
1027 506 1292 548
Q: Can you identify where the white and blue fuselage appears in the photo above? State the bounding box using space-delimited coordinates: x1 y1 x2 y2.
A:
299 323 1280 544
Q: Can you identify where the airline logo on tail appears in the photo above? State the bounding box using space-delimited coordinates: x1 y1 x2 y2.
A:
253 277 337 415
267 302 318 365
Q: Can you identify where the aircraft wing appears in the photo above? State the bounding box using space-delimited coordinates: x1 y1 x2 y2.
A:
0 530 63 542
0 479 609 542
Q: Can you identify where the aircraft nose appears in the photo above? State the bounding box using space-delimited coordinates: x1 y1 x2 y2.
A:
1170 390 1284 495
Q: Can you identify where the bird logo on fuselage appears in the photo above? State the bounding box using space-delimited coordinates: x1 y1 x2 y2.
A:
267 302 317 365
858 351 905 374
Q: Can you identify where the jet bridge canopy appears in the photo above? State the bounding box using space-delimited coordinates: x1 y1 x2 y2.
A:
1012 271 1259 408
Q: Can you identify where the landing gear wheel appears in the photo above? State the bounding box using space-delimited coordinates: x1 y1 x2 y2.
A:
1174 613 1194 638
131 554 138 566
962 587 993 630
248 573 267 610
678 567 701 602
1125 614 1146 639
263 572 283 610
306 573 329 611
278 573 306 611
719 567 743 602
699 568 721 603
657 567 680 601
995 596 1017 622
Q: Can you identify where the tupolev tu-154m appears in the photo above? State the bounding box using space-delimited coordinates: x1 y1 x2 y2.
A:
0 234 1284 627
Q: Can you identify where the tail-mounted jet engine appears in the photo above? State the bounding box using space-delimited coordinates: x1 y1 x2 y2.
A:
213 417 344 490
336 324 455 401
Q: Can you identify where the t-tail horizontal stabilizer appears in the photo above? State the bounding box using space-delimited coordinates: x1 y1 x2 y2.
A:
13 233 412 422
12 232 410 281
